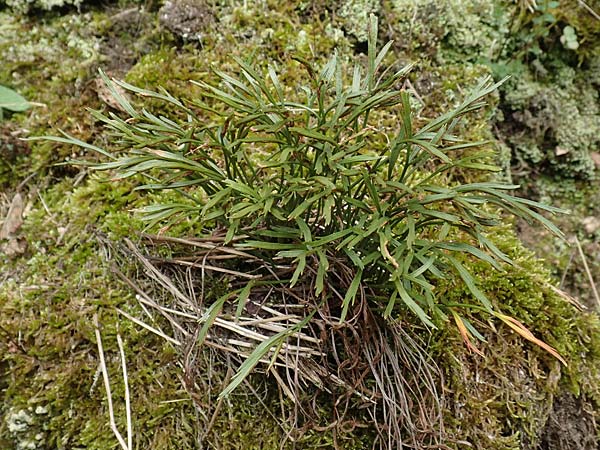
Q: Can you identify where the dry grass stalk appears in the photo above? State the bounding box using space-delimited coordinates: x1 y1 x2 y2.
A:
93 313 133 450
579 0 600 21
574 236 600 309
98 233 445 448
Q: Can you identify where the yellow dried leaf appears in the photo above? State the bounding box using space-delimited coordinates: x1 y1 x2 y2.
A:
451 310 484 357
495 313 567 366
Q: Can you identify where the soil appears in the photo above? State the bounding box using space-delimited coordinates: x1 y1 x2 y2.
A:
538 394 598 450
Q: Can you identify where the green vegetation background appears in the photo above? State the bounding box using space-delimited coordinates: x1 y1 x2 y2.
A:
1 0 599 449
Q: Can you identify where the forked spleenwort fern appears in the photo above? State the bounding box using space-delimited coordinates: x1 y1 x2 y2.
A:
39 15 568 400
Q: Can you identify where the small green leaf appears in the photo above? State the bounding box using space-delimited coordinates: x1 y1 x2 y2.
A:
218 328 289 398
344 248 365 270
30 131 114 159
384 290 398 318
323 195 335 225
435 242 502 270
240 241 300 250
290 252 307 287
235 281 255 319
446 255 493 312
340 269 362 323
394 281 436 328
99 70 138 117
406 214 416 249
218 311 315 399
315 250 329 295
198 292 234 346
289 126 337 145
295 217 312 243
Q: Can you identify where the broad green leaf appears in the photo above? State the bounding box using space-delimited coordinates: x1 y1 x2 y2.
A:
0 85 30 112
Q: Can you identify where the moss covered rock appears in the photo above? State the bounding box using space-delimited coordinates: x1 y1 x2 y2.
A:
1 1 600 449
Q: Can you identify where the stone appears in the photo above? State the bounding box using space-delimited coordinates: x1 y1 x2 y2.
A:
159 0 214 41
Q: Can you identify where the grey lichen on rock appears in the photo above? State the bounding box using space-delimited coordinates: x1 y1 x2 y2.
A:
0 0 599 449
4 0 82 13
337 0 380 41
500 63 600 179
388 0 512 58
5 407 48 450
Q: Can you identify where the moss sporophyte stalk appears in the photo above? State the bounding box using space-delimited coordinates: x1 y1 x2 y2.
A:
36 14 573 449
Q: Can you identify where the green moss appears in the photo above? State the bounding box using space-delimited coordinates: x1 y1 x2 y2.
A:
0 172 374 449
336 0 380 41
0 12 100 94
2 1 600 448
435 226 600 449
0 7 167 187
2 0 148 14
385 0 599 182
513 176 600 309
0 11 102 179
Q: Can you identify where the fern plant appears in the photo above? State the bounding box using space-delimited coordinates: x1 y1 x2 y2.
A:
43 15 567 402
